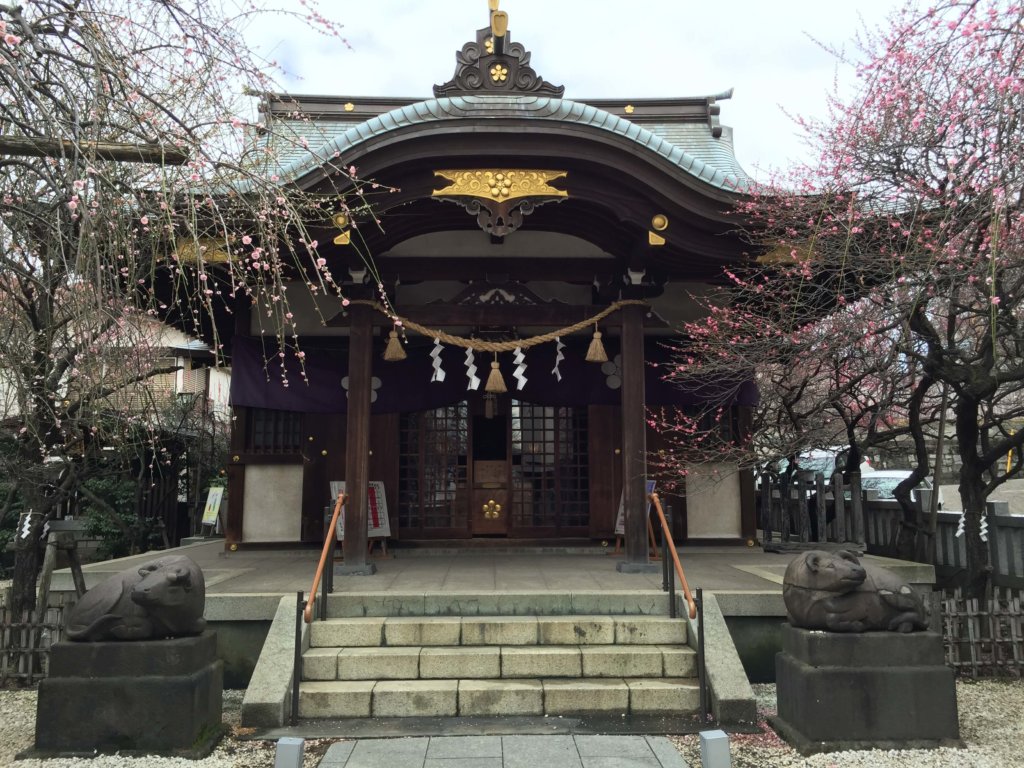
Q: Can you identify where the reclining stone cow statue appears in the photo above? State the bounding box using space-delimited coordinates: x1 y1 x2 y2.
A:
783 549 928 633
66 555 207 641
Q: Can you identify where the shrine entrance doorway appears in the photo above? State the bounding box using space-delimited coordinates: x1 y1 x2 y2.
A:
397 397 590 540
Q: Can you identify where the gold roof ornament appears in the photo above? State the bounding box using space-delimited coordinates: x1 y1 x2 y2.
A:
332 212 352 246
434 1 563 97
432 169 568 202
432 169 569 237
491 10 509 38
176 238 230 264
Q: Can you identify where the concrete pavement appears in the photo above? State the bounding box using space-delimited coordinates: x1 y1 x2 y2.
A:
316 735 689 768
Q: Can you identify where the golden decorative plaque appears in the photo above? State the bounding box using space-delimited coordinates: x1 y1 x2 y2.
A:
432 169 568 202
176 238 230 264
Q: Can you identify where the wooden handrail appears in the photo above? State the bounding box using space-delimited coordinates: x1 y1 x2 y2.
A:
649 492 697 619
304 492 347 623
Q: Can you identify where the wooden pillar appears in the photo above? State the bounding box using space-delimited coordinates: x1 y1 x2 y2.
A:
225 295 252 550
618 304 656 572
341 302 376 575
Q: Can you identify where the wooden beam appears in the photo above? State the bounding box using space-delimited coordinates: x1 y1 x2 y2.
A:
0 136 190 165
347 258 621 283
341 302 376 574
330 303 628 329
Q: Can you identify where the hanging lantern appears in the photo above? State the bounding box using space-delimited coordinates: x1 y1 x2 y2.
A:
383 329 406 361
485 355 507 393
586 324 608 363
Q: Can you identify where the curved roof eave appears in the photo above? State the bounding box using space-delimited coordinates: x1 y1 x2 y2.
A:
271 94 751 196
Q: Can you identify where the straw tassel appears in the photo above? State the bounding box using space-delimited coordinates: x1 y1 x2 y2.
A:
586 326 608 363
383 329 406 361
485 358 507 393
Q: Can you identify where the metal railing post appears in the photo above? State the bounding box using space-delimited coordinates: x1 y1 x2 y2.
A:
292 591 303 726
304 493 346 625
661 505 671 592
648 493 695 619
665 507 676 618
321 527 335 621
697 587 707 723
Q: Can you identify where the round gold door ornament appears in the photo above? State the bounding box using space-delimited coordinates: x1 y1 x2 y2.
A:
482 499 502 519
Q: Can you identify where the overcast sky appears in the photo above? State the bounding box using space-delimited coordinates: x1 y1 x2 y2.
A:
245 0 909 178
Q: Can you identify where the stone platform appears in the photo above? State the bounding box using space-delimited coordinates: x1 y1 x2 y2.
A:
771 624 959 754
33 631 223 758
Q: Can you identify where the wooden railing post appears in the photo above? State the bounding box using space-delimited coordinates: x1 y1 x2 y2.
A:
760 473 773 544
850 474 865 545
833 473 846 543
815 472 827 543
797 484 810 543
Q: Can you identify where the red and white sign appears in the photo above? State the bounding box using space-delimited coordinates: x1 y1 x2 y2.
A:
329 481 391 540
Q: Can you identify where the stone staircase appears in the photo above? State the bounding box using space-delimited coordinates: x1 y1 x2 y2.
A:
297 591 699 719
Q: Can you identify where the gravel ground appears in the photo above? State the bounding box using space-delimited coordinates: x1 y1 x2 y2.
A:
0 689 337 768
1 680 1021 767
670 679 1024 767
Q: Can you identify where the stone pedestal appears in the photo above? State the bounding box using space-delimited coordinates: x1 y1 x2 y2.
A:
34 631 223 757
771 624 959 755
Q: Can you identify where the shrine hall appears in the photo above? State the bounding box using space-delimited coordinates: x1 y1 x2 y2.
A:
223 4 758 573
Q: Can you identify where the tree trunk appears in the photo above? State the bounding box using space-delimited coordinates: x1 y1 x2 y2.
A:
9 494 50 615
955 396 992 599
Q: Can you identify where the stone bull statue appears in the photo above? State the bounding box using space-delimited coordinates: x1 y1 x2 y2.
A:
66 555 206 641
783 549 929 633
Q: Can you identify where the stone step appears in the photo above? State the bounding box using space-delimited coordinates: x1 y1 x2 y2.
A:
322 590 669 618
309 614 687 648
302 644 697 681
298 678 700 718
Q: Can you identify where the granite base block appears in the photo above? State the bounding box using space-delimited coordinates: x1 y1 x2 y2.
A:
35 631 223 757
773 624 959 755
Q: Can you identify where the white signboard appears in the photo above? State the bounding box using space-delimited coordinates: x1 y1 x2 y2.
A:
201 486 225 527
614 480 657 536
329 480 391 539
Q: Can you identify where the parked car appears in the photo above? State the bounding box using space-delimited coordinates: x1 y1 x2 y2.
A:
860 470 944 509
779 448 874 485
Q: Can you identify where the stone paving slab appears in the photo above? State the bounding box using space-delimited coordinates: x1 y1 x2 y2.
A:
426 736 503 758
317 735 690 768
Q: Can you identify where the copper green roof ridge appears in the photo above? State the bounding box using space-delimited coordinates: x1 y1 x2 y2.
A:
271 94 750 193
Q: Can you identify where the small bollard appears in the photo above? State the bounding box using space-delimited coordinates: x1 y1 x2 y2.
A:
275 736 305 768
699 729 731 768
